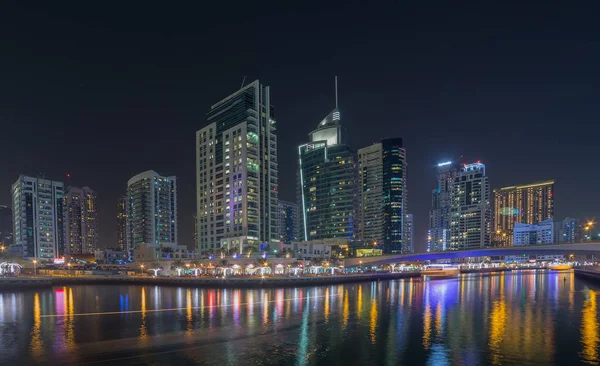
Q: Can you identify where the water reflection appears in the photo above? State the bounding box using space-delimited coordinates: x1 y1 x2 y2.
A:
0 271 597 365
581 288 600 364
139 287 148 340
29 293 43 356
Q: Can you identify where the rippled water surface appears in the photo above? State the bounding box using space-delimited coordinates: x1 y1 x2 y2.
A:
1 271 599 365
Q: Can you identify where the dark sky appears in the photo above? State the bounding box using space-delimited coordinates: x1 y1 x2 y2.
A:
1 1 599 252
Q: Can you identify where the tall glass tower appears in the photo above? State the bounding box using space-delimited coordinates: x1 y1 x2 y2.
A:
298 101 357 241
358 138 408 253
196 80 279 253
428 161 459 251
126 171 177 252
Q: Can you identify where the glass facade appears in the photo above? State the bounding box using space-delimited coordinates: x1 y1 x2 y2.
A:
126 171 177 251
278 200 298 244
358 138 409 253
0 205 12 247
116 194 127 251
428 162 459 251
382 138 408 253
299 108 357 241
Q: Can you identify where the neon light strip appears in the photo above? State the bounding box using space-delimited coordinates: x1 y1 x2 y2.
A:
298 144 308 241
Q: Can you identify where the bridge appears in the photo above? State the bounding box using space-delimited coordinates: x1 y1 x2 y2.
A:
343 242 600 267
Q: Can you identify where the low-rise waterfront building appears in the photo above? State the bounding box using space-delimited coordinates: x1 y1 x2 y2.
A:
513 219 554 246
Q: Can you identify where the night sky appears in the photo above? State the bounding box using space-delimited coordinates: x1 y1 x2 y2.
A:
1 2 599 252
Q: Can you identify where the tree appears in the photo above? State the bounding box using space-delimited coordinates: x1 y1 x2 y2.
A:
149 261 163 276
172 259 185 276
219 259 229 267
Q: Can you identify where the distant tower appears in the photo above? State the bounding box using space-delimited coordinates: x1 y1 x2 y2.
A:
126 171 177 251
278 200 299 244
0 205 12 247
116 194 127 251
428 161 459 252
449 163 491 250
65 186 98 254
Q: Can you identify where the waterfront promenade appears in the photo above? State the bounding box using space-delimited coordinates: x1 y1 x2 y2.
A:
0 271 420 290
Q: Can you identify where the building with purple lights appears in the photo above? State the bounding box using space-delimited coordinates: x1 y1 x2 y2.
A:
196 80 279 253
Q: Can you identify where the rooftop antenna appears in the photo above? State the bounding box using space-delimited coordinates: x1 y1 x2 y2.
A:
240 76 247 89
335 76 338 108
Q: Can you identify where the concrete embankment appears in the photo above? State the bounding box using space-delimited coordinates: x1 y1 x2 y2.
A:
574 268 600 282
0 272 420 290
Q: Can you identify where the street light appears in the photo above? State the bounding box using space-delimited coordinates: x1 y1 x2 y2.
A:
140 263 145 275
32 260 37 277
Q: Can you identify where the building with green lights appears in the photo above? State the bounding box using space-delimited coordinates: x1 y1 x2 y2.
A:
298 107 357 241
196 80 279 253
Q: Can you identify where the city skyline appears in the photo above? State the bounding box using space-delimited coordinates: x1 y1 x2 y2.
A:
1 3 599 252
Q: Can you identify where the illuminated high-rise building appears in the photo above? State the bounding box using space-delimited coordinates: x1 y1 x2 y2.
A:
278 200 298 244
65 186 98 254
561 217 582 243
0 205 12 247
126 171 177 251
299 79 357 242
358 138 408 253
193 214 198 248
11 175 65 259
196 80 279 253
404 213 414 253
428 161 459 251
116 194 127 251
493 180 554 246
449 163 491 250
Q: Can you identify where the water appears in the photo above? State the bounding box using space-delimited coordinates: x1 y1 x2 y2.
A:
0 271 599 365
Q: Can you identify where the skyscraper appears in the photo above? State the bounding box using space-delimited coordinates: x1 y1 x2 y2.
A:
561 217 582 243
493 180 554 246
193 214 198 248
404 213 414 252
196 80 279 253
126 171 177 252
65 186 98 254
358 138 408 253
428 161 459 251
298 81 357 241
0 205 12 247
116 194 127 251
449 163 491 250
11 175 65 259
278 200 298 244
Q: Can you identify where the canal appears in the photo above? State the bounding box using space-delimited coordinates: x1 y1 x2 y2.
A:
0 270 598 365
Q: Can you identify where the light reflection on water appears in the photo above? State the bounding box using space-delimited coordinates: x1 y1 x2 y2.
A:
0 271 598 365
